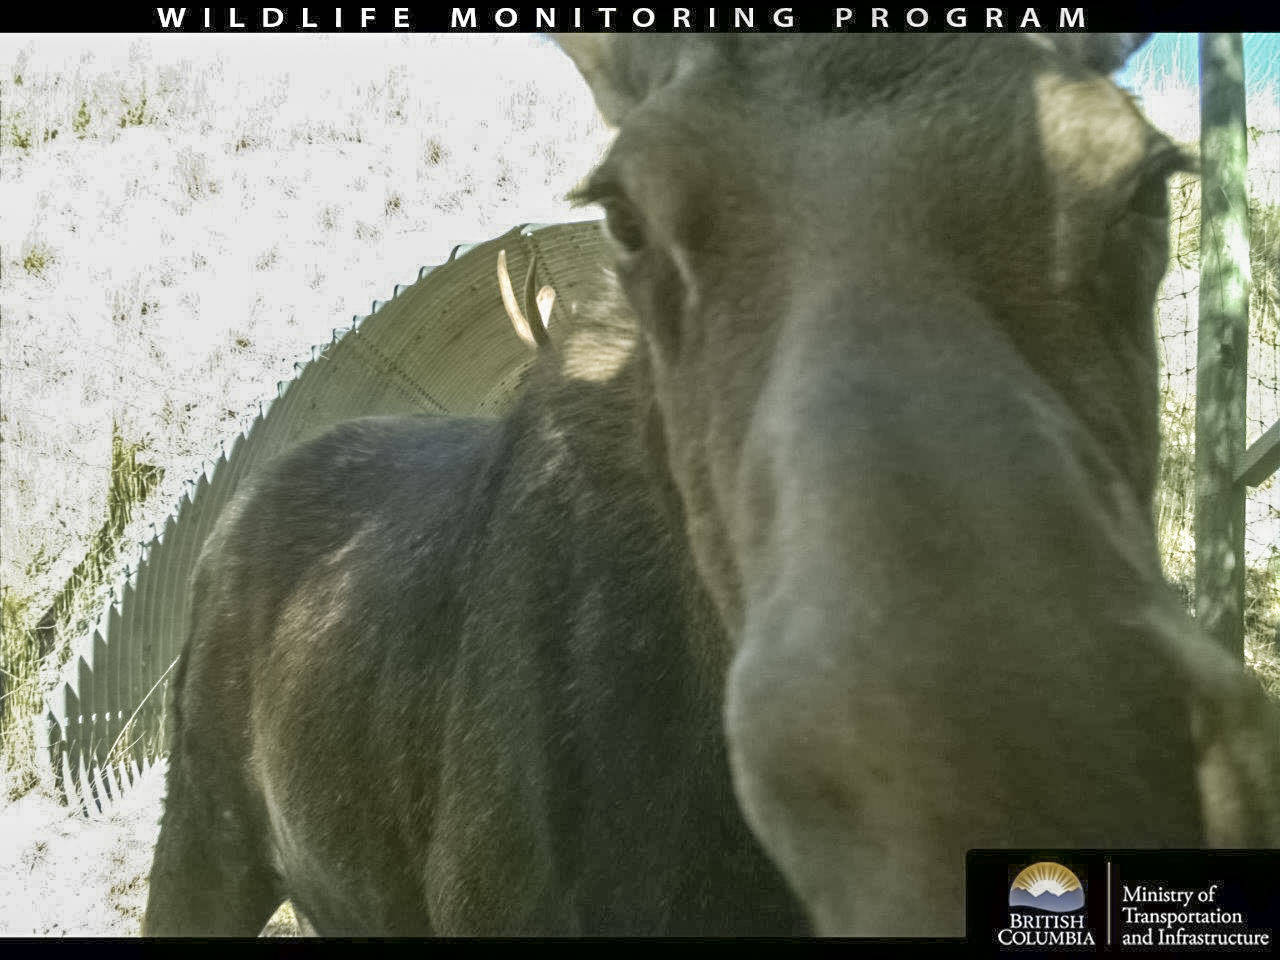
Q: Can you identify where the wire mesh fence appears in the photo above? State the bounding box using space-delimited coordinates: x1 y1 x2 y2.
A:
1155 113 1280 680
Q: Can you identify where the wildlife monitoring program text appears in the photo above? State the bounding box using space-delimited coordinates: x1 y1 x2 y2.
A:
150 6 1097 32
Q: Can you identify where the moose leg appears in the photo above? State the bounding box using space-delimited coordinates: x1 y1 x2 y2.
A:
143 632 281 938
292 909 321 936
143 740 281 936
143 744 282 936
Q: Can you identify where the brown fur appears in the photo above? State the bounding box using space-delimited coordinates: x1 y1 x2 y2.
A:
145 36 1280 937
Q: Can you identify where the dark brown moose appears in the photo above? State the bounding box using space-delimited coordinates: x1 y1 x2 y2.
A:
144 35 1280 936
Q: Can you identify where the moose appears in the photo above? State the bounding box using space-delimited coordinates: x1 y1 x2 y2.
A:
144 35 1280 936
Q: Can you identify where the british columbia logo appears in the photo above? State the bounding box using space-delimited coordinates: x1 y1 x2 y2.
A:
1009 862 1085 913
997 861 1096 949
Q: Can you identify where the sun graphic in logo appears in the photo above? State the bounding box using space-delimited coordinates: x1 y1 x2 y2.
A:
1008 862 1085 913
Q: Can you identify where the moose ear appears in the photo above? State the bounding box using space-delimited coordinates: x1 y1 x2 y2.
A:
554 35 641 127
1049 33 1152 74
554 35 687 127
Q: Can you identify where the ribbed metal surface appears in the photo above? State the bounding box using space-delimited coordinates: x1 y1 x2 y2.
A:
40 219 611 813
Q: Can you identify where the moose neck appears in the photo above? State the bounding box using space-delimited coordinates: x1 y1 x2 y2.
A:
499 293 736 688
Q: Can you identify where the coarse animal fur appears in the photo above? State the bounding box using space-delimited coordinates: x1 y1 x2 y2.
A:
145 36 1280 936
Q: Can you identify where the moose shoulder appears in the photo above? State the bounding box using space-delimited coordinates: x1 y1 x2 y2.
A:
144 35 1280 937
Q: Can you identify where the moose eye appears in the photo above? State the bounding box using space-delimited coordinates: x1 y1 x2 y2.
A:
602 198 647 255
1128 147 1190 219
1129 170 1172 219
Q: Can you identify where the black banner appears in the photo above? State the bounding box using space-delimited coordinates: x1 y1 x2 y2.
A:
969 850 1280 955
0 3 1278 34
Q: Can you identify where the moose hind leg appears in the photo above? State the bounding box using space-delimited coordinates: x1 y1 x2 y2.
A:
143 745 281 936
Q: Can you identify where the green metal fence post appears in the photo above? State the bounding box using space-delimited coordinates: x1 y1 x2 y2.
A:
1195 33 1250 658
